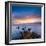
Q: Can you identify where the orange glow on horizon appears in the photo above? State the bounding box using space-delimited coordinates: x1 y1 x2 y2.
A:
12 17 41 24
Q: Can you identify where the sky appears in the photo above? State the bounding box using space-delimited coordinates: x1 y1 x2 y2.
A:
11 5 41 24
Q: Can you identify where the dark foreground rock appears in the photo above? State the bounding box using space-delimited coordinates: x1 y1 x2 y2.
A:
12 31 41 40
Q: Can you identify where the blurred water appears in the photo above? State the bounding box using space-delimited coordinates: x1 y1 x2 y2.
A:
11 23 41 40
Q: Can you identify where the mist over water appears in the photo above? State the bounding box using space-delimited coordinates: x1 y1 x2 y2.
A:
11 23 41 40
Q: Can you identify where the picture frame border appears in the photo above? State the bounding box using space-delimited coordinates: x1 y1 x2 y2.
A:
5 1 45 45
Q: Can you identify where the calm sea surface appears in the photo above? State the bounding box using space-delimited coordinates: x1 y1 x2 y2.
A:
11 23 41 39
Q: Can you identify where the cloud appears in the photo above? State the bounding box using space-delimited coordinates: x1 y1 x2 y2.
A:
12 15 41 25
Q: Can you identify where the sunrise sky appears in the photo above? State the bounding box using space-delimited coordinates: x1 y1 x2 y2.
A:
11 5 41 25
